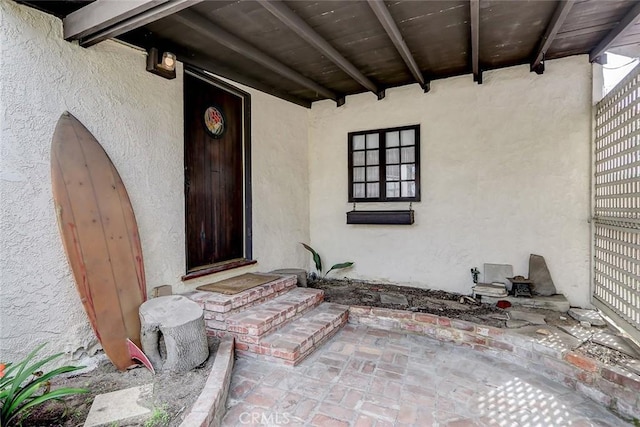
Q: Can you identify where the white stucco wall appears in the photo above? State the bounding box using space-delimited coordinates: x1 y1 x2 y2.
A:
0 0 309 364
309 56 593 308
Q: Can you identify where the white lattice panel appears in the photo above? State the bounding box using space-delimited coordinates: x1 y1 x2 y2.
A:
593 65 640 340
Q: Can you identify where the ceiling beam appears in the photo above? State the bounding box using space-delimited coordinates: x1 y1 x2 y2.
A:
367 0 429 93
470 0 481 84
182 55 313 108
65 0 203 47
173 10 340 103
590 1 640 63
258 0 385 100
531 0 575 74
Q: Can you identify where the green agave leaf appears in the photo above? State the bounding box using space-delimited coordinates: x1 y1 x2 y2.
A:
325 262 354 276
300 243 322 273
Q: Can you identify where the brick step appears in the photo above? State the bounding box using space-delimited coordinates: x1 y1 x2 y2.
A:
225 288 324 343
235 303 349 366
185 274 298 327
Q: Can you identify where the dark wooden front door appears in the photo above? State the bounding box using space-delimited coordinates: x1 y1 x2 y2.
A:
184 73 244 272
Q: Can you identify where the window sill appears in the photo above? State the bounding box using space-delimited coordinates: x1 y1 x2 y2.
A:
182 258 257 281
346 210 414 225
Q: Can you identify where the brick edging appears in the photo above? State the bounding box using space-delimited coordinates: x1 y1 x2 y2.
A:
349 306 640 421
179 336 235 427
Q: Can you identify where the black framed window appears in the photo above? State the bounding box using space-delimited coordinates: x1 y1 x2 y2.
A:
348 125 420 202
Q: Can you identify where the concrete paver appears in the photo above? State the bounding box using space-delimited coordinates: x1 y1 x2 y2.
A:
221 324 626 426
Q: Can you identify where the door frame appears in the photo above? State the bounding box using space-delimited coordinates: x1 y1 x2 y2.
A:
182 67 253 280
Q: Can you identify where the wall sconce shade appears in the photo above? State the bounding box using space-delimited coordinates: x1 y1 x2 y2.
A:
146 47 176 80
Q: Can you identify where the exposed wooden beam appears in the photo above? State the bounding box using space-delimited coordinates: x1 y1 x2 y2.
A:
470 0 481 84
64 0 164 40
118 29 315 107
258 0 384 99
65 0 203 47
182 55 313 108
173 10 339 103
531 0 575 74
590 1 640 63
367 0 429 92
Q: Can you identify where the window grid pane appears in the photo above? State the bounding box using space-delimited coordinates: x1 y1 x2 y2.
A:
353 151 365 166
386 165 400 181
366 150 379 166
367 182 380 198
366 133 379 149
401 164 415 181
401 146 415 163
386 131 400 147
401 129 415 146
366 166 379 181
386 182 400 198
401 181 416 197
387 148 400 164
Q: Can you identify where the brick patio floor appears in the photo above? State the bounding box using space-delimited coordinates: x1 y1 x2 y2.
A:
221 324 626 426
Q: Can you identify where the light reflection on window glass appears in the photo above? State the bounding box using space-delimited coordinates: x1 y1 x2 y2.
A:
401 182 416 197
401 164 415 180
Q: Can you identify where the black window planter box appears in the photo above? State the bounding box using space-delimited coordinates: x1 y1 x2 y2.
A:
346 210 414 225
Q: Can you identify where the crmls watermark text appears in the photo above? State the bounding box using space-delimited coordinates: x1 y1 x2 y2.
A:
239 411 291 425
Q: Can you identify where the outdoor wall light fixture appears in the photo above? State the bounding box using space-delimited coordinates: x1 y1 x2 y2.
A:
146 47 177 80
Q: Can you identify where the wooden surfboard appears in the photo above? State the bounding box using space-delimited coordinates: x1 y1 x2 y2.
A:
51 112 150 371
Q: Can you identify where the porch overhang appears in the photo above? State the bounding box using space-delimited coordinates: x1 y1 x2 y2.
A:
18 0 640 107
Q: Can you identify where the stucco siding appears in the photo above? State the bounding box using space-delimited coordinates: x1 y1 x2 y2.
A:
309 56 593 308
0 0 309 364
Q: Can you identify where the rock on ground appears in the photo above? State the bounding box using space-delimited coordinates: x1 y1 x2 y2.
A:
567 308 606 326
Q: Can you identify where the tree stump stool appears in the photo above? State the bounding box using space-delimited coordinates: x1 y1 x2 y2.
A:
139 295 209 373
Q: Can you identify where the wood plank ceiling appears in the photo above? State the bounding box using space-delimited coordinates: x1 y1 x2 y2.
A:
18 0 640 108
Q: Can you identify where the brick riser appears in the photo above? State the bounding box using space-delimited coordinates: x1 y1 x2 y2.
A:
225 288 324 344
235 303 350 366
185 275 298 328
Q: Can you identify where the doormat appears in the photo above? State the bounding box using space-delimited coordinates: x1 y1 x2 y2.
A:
196 273 280 295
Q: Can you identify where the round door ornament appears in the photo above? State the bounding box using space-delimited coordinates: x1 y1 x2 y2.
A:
204 106 225 138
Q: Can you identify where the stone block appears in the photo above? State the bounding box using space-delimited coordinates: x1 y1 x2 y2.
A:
506 319 529 329
507 309 547 325
380 293 409 306
84 385 152 427
567 308 606 326
270 268 308 287
481 294 570 312
529 254 557 296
